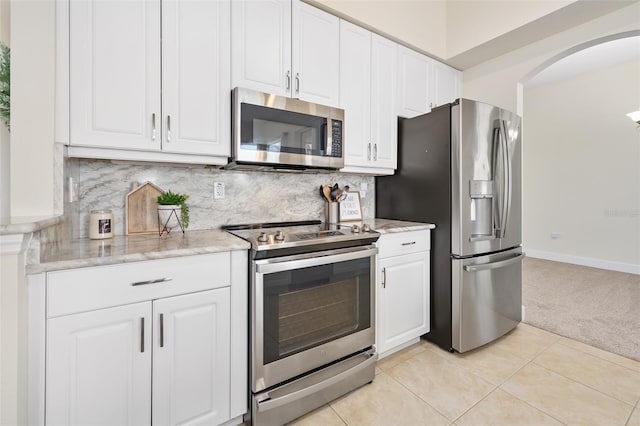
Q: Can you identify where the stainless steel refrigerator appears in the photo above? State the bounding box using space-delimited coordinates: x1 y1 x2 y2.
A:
376 98 524 353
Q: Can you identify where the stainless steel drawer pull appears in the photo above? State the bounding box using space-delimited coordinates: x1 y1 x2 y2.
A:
160 313 164 348
140 317 145 353
166 115 171 143
130 277 173 287
151 113 156 141
401 241 416 246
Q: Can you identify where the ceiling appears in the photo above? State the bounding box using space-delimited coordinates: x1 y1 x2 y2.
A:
524 36 640 88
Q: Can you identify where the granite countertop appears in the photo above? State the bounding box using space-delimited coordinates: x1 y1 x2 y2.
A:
28 229 251 274
0 215 66 235
27 219 434 274
369 218 435 233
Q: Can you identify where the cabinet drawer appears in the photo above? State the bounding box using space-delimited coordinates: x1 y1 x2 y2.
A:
47 253 230 318
377 230 430 259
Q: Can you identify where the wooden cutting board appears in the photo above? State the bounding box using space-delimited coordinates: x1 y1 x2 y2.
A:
126 182 165 235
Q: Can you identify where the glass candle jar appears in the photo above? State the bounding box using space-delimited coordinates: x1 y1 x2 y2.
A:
89 209 114 239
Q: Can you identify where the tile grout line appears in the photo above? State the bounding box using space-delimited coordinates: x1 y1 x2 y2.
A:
556 339 640 373
529 360 638 409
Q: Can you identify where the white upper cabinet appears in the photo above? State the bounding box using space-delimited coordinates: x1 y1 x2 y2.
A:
340 23 397 175
68 0 230 163
232 0 340 107
231 0 291 96
370 34 398 171
433 60 463 108
70 0 161 151
397 45 433 118
292 0 340 106
162 0 230 156
339 20 371 169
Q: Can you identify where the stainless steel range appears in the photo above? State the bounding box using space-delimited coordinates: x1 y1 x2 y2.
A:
224 220 379 426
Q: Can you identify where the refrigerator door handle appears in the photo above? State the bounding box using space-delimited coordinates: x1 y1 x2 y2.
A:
500 119 511 239
464 253 525 272
492 123 503 237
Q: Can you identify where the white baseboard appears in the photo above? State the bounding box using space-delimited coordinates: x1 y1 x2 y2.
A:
524 249 640 275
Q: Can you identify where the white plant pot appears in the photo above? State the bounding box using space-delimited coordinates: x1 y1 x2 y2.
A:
157 204 181 229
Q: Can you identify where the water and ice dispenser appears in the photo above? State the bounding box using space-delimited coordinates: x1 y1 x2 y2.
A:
470 180 494 238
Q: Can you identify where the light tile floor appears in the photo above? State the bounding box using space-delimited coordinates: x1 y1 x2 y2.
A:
289 323 640 426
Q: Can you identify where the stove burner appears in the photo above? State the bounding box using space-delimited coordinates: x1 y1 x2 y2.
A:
223 220 380 257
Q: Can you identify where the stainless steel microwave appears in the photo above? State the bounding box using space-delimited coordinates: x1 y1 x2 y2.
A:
228 87 344 171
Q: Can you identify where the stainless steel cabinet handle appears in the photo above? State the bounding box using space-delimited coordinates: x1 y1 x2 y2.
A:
367 143 371 161
130 277 173 286
166 115 171 143
401 241 416 246
373 143 377 161
159 313 164 348
464 253 525 272
382 268 386 288
286 71 291 90
151 113 156 141
295 73 300 94
140 317 145 353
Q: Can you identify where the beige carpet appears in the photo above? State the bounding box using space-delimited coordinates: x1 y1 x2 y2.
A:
522 257 640 361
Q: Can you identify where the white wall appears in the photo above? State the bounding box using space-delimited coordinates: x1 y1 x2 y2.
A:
523 59 640 269
10 1 56 217
446 0 573 58
311 0 447 59
463 2 640 113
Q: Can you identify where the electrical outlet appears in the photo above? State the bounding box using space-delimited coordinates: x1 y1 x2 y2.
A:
214 182 225 199
550 232 560 239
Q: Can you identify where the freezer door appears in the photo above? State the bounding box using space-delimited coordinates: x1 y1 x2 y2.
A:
452 99 522 256
452 247 523 353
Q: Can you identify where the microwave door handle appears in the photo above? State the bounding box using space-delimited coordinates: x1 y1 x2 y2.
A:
321 121 328 155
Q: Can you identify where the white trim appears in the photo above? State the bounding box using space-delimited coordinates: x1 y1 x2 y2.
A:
27 273 46 426
0 234 26 255
67 146 228 166
525 248 640 275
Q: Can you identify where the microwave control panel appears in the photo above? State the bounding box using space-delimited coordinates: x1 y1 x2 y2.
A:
331 119 343 157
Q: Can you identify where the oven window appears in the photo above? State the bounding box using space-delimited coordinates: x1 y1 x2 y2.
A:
262 257 371 364
241 103 327 156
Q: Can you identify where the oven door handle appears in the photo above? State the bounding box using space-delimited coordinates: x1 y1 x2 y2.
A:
255 349 377 413
255 246 378 274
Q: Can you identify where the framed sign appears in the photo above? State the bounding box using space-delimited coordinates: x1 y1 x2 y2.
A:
340 191 363 221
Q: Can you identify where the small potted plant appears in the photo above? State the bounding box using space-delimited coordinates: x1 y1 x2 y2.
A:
157 190 189 232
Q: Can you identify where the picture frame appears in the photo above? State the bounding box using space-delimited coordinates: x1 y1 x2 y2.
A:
340 191 363 221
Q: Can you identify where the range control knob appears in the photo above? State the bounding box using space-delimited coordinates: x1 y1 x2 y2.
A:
362 224 371 232
257 232 268 243
351 224 361 233
274 230 285 241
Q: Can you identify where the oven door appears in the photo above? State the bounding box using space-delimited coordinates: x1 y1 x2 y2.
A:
252 246 376 392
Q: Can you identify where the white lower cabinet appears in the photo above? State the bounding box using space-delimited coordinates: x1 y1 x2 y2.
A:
46 302 153 425
41 252 246 426
376 230 430 357
153 289 231 426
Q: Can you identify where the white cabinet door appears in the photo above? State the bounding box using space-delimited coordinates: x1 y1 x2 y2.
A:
70 0 161 151
433 61 462 108
46 302 152 425
378 252 430 355
292 0 340 107
153 288 231 426
231 0 291 96
162 0 230 157
397 45 433 118
371 34 398 170
339 20 371 168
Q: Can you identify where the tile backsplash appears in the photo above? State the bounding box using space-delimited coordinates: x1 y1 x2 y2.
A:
68 158 376 238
